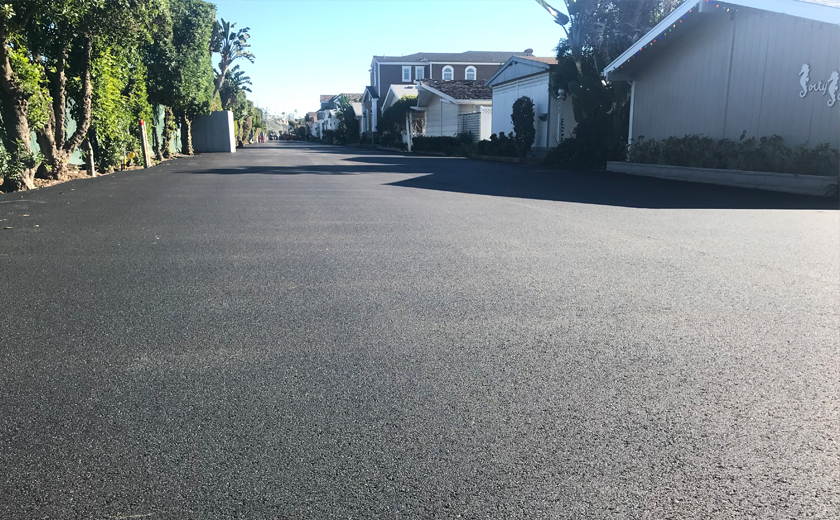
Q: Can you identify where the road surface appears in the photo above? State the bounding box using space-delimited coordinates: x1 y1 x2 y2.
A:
1 142 838 518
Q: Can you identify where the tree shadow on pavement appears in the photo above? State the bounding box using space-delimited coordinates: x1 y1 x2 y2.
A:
385 159 839 210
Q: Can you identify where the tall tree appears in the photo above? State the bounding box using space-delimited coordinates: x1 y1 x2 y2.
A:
210 19 254 101
218 64 251 109
171 0 215 154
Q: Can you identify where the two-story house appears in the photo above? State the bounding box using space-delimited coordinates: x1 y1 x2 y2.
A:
361 50 536 141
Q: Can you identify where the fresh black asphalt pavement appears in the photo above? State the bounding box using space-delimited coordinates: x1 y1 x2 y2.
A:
1 141 838 518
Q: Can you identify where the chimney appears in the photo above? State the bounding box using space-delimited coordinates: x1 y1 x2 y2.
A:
524 48 534 56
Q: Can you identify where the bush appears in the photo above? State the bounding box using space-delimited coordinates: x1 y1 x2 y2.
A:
512 96 535 158
628 134 839 177
477 132 517 157
413 134 472 155
543 114 626 170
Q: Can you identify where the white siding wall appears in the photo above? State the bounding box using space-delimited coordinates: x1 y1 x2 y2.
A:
480 106 492 141
490 73 550 146
424 96 460 137
633 11 840 148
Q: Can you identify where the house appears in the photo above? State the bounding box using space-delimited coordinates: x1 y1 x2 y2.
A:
602 0 840 149
316 93 363 141
485 55 577 154
413 80 492 141
362 50 537 141
304 112 318 139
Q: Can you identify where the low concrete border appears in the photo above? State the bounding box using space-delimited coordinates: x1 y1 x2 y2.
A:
607 162 839 198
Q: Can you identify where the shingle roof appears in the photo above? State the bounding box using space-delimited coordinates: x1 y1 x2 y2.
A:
419 79 492 100
375 51 531 64
320 94 337 103
337 93 363 103
521 56 559 65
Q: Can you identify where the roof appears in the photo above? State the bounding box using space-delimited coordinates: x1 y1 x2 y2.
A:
320 94 337 103
374 51 532 64
417 79 492 101
486 56 557 87
604 0 840 79
382 84 419 110
363 86 379 100
350 102 363 117
520 56 558 65
337 93 363 103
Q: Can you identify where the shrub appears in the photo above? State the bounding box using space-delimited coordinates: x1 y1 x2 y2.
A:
413 134 472 155
476 132 517 158
628 134 839 177
511 96 535 158
543 114 626 170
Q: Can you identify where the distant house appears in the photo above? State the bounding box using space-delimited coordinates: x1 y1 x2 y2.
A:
486 55 576 153
602 0 840 149
304 112 318 139
413 80 492 141
362 50 537 141
316 93 363 141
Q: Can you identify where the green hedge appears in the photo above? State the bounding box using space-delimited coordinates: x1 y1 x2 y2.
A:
476 132 517 158
628 134 839 177
413 134 471 155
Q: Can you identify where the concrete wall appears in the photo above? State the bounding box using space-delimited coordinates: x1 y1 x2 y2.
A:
191 111 236 153
607 161 838 197
632 9 840 148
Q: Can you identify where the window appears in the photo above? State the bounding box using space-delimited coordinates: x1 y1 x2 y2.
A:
402 66 411 82
442 66 454 81
465 66 476 81
415 66 424 80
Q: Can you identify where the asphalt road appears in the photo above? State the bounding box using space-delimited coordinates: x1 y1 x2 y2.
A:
1 142 838 519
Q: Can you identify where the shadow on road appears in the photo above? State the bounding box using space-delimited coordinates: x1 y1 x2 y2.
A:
202 143 838 210
386 161 839 210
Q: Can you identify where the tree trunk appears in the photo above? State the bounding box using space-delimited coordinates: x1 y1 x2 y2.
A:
83 136 95 176
180 114 193 155
212 61 229 102
0 19 36 191
162 106 175 158
63 36 93 157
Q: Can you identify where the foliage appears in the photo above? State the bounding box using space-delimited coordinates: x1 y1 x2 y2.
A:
0 141 43 190
476 132 518 157
335 95 360 144
171 0 215 121
627 134 840 177
546 1 680 171
219 64 251 108
511 96 536 158
412 134 472 155
211 18 255 100
6 39 50 133
377 96 416 148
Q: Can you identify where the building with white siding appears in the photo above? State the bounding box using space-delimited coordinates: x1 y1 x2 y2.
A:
486 55 576 153
412 80 493 140
603 0 840 149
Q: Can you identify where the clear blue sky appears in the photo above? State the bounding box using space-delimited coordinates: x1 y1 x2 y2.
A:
213 0 569 117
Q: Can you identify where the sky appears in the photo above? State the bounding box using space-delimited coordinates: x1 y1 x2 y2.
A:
213 0 570 118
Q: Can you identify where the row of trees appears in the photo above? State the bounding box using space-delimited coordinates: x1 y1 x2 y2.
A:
0 0 263 192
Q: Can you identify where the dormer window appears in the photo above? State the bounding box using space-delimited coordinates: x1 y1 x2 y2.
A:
402 66 411 82
465 66 476 81
442 66 454 81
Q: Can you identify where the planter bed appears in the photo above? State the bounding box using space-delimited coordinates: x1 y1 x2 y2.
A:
607 162 838 198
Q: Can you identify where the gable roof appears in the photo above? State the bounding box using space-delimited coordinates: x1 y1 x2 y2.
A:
604 0 840 79
486 56 557 87
417 80 492 103
382 84 419 110
374 51 532 64
320 94 337 103
363 85 379 100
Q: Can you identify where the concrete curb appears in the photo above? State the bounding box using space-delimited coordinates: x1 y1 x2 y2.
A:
607 162 839 198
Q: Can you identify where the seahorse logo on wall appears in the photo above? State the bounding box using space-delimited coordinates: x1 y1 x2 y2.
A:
800 63 839 107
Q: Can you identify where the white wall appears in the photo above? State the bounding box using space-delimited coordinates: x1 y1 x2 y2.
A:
424 96 460 137
491 72 550 146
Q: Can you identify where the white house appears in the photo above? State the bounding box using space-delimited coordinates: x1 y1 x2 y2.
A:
485 56 576 153
412 80 492 141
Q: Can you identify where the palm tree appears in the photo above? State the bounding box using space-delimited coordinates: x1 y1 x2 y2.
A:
211 18 255 101
219 64 253 108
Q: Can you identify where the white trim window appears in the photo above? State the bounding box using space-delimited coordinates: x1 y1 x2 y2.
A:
402 66 411 82
442 65 454 81
415 66 424 80
465 66 476 81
